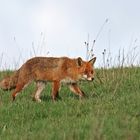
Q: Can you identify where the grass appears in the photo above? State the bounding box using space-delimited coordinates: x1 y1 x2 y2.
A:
0 67 140 140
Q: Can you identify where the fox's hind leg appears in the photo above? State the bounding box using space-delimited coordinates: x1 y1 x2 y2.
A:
51 81 61 101
69 83 85 98
12 83 25 101
33 81 45 102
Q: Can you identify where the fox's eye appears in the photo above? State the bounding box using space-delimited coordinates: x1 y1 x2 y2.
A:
91 70 93 74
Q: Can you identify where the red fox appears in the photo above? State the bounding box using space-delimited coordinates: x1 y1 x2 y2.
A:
0 56 96 102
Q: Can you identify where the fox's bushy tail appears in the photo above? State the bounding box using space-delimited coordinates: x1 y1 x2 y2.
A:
0 70 19 90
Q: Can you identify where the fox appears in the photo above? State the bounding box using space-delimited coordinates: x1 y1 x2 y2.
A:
0 56 96 102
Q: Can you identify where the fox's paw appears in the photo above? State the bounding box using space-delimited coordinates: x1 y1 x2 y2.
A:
33 97 42 103
36 99 41 103
79 94 87 100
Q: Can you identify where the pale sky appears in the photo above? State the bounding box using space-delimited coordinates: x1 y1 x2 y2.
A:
0 0 140 69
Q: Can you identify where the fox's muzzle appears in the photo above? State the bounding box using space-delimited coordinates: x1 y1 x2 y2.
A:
82 75 94 81
87 77 94 81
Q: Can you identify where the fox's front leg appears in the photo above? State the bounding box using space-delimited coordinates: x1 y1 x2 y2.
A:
51 81 61 101
33 81 45 102
69 83 85 98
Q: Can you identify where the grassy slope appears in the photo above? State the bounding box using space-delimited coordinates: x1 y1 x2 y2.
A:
0 67 140 140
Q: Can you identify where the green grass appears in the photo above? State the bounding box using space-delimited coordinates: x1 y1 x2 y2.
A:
0 67 140 140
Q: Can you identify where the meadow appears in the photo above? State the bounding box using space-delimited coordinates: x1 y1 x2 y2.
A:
0 66 140 140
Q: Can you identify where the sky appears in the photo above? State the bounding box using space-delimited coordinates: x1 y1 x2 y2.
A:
0 0 140 69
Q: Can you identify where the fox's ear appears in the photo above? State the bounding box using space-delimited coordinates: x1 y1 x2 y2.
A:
89 57 96 65
77 57 83 66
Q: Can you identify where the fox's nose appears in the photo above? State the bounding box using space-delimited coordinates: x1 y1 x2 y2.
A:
92 77 94 81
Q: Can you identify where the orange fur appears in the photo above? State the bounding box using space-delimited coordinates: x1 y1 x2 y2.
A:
0 56 96 102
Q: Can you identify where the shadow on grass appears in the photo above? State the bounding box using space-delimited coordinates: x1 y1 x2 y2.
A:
40 95 62 102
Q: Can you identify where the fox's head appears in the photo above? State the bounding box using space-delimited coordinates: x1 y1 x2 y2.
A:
0 76 10 90
77 57 96 81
